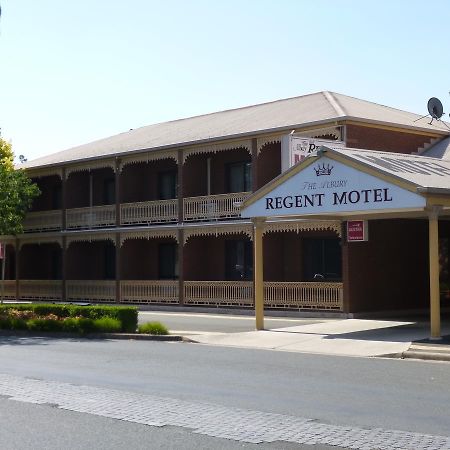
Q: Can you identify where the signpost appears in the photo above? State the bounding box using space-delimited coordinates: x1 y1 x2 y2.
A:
281 136 345 172
347 220 368 242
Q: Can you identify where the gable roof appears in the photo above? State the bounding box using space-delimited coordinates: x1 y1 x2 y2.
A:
242 147 450 216
24 91 450 170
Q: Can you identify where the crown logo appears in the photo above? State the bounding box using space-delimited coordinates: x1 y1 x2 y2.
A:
314 163 333 176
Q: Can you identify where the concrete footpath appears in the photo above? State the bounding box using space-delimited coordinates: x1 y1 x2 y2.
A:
185 318 450 360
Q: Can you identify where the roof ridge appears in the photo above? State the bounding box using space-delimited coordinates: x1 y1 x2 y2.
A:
323 91 346 116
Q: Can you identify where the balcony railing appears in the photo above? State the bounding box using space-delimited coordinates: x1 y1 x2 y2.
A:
184 281 254 307
264 282 343 310
121 280 179 304
66 280 116 302
120 200 178 225
18 280 62 300
23 210 62 232
66 205 116 229
184 281 343 310
183 192 250 221
0 280 17 300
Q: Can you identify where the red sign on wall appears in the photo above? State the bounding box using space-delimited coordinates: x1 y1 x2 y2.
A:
347 220 368 242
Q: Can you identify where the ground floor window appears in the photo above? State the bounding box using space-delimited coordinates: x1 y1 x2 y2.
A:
303 238 342 281
104 245 116 280
225 240 253 280
159 243 178 279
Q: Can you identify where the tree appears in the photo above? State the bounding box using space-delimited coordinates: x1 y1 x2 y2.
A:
0 135 40 236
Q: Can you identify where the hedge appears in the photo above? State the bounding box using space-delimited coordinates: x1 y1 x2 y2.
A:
0 304 138 333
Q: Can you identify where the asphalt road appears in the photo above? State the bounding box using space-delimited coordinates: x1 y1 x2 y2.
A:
0 336 448 439
138 310 331 333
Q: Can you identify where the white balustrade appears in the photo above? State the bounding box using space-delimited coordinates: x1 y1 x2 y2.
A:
66 280 116 302
183 192 250 221
0 280 17 300
120 280 179 304
19 280 63 300
120 200 178 225
264 282 343 310
184 281 253 306
66 205 116 229
23 210 62 232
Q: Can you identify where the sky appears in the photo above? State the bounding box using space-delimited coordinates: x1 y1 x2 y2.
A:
0 0 449 162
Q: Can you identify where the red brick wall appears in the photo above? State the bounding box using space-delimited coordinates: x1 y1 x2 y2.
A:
346 125 434 154
66 241 113 279
344 219 429 312
256 142 281 189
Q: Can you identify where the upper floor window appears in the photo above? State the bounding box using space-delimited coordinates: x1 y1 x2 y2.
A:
158 170 178 200
103 178 115 205
227 161 252 193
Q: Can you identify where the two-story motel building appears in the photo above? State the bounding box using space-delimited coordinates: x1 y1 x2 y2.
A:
2 91 450 318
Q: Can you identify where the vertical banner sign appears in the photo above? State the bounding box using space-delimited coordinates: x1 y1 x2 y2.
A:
347 221 368 242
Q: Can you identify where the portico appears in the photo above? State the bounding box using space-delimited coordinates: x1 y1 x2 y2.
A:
242 146 450 339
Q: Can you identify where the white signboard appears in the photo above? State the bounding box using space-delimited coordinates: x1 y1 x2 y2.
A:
242 156 426 218
281 136 345 172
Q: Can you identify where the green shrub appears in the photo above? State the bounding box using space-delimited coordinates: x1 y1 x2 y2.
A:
78 318 95 334
0 318 11 329
27 318 63 332
62 317 81 333
10 318 27 330
92 317 121 333
138 321 168 335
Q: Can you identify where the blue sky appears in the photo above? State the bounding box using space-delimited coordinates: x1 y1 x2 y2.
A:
1 0 449 162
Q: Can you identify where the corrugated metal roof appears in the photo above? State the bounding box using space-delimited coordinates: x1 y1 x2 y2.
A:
24 91 450 170
334 147 450 191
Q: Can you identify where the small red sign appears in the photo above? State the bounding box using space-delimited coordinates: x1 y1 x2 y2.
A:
347 220 367 242
0 244 4 259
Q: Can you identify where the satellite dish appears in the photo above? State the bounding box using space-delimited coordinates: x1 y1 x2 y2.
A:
427 97 444 119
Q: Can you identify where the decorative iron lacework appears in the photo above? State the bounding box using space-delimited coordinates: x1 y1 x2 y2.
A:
27 167 63 180
65 160 116 179
263 221 342 237
19 237 63 249
256 127 342 154
256 135 283 154
183 139 252 163
66 233 115 247
183 224 253 244
120 150 178 171
120 230 179 246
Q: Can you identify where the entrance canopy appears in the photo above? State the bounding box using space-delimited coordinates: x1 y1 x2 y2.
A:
242 147 450 220
241 146 450 338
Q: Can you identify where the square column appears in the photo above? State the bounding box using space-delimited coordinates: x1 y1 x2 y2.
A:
428 210 441 339
253 219 265 330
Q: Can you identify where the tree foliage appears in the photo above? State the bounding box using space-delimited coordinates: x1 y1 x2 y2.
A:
0 136 40 236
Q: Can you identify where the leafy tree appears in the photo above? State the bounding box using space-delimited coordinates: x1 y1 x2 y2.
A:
0 135 40 236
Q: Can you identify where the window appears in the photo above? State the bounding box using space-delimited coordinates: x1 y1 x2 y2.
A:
52 185 62 209
51 249 62 279
225 240 253 280
303 238 342 281
159 243 178 279
103 178 115 205
226 161 252 193
104 245 116 280
158 171 178 200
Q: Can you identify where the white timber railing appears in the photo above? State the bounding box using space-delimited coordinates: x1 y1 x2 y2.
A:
120 280 179 304
184 281 253 306
66 205 116 229
66 280 116 303
264 282 343 310
120 200 178 225
0 280 17 300
18 280 63 300
23 210 62 232
183 192 250 221
183 281 343 310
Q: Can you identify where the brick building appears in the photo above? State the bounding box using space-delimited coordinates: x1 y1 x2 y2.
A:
1 91 449 315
